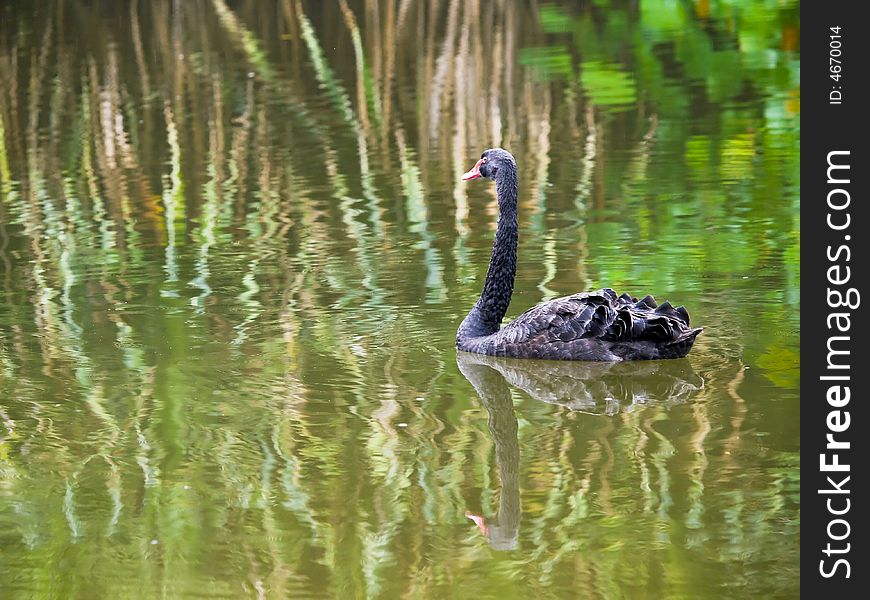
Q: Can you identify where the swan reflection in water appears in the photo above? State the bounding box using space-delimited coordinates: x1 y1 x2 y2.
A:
456 351 704 550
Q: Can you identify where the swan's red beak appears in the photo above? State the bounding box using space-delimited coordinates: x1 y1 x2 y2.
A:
461 158 485 181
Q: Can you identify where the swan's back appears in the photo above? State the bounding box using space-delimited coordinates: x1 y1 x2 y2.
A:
458 288 702 361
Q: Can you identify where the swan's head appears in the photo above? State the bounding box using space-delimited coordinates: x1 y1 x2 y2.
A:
461 148 516 182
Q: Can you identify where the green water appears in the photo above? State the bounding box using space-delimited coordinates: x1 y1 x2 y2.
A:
0 1 799 598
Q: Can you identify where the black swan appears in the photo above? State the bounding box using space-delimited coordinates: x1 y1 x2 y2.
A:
457 148 702 361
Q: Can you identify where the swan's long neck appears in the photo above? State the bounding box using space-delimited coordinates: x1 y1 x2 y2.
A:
458 168 518 340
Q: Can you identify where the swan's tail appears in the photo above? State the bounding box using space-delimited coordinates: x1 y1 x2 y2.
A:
662 327 703 359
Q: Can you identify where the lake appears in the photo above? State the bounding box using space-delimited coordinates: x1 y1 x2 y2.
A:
0 1 800 598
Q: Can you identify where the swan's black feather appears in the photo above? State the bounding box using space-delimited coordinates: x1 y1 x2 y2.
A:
459 288 701 361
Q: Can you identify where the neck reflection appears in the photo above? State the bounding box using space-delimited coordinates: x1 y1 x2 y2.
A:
457 353 521 551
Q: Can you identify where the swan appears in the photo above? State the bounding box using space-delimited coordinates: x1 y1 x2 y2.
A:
457 148 702 361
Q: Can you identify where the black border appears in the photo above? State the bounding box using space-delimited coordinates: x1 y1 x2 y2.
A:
803 2 867 595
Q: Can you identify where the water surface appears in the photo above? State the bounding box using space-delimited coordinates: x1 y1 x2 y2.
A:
0 1 800 598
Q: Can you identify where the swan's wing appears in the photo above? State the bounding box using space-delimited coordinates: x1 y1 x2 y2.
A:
503 288 698 347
